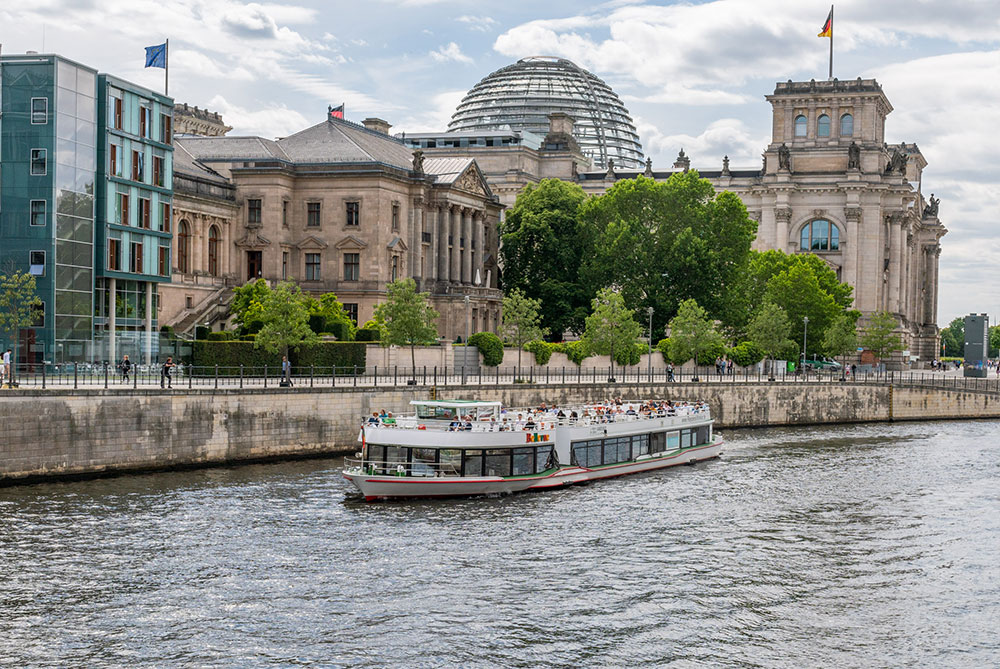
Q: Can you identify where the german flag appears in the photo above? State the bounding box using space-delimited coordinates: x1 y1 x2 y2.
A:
818 7 833 38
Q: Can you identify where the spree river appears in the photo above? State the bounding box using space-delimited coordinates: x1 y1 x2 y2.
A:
1 420 998 668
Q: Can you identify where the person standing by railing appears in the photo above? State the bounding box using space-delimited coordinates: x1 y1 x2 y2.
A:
120 354 132 384
160 357 175 389
2 349 10 388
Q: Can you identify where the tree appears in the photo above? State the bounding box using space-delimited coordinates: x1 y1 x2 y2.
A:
500 288 547 370
231 278 270 328
667 299 724 381
0 268 42 383
374 278 439 381
580 172 757 335
312 292 356 339
762 262 843 358
582 288 642 381
254 282 317 359
940 317 964 357
860 311 903 363
822 311 860 379
500 179 591 339
748 301 795 380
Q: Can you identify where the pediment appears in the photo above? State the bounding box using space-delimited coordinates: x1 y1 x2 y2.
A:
454 163 492 198
334 234 369 250
387 236 408 251
295 235 329 250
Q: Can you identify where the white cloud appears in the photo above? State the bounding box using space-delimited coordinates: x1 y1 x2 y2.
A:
430 42 472 64
394 89 467 134
208 95 311 138
457 15 498 33
636 117 769 169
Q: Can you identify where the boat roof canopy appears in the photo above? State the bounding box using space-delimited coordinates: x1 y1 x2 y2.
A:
410 400 502 409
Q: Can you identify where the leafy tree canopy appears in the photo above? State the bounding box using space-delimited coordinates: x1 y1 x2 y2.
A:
760 260 847 357
667 298 725 366
231 278 270 327
500 288 547 370
822 311 861 363
582 287 642 376
311 292 356 338
374 279 439 376
254 281 318 357
0 269 42 374
747 301 795 366
860 311 903 361
500 179 591 339
940 317 964 357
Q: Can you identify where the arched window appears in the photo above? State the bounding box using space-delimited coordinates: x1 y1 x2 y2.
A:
208 225 220 276
840 113 854 136
178 220 190 273
794 115 807 137
817 114 830 137
800 219 840 252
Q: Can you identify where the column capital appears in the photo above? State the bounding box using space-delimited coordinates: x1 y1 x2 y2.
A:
844 207 862 222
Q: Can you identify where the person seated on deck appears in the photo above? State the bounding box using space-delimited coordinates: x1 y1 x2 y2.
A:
449 420 461 431
464 419 473 431
556 409 566 420
368 412 380 424
524 416 536 430
626 406 637 416
383 412 396 426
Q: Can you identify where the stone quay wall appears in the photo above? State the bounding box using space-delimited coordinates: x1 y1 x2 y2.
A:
2 381 998 483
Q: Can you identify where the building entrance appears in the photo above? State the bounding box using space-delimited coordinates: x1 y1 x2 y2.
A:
247 251 262 280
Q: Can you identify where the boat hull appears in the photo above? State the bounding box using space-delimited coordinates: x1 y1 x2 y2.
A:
343 438 723 501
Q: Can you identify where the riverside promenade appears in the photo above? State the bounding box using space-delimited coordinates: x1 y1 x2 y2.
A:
2 369 998 484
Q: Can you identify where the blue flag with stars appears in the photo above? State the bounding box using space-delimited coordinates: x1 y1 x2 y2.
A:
145 43 166 69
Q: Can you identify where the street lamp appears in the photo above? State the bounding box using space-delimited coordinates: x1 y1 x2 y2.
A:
647 306 654 381
464 292 470 348
802 315 809 373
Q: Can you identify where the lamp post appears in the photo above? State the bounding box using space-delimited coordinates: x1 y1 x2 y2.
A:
464 293 470 354
647 306 654 381
802 315 809 374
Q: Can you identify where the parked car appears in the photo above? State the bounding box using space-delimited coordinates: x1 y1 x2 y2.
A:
803 356 843 371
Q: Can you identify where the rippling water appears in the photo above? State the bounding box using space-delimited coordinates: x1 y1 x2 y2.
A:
2 420 999 668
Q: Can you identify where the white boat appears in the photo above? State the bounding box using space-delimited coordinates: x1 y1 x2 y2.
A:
342 399 723 501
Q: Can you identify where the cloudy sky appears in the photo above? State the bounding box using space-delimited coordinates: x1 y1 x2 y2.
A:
3 0 998 327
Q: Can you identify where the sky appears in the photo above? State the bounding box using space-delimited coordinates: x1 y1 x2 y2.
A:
2 0 998 327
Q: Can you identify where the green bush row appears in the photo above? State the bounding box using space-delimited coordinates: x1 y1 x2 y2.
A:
191 341 366 374
468 332 504 366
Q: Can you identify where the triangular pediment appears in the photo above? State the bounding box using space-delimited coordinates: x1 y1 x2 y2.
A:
454 163 492 198
334 234 369 250
295 235 329 250
387 236 408 251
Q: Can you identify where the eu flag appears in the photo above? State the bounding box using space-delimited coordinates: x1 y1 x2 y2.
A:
145 43 166 69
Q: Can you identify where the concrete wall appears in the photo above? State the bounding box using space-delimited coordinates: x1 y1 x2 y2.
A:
3 381 999 483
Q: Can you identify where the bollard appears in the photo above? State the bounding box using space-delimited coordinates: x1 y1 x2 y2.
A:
311 365 315 388
42 363 46 390
240 365 244 389
74 363 78 389
264 365 268 388
374 365 378 387
104 363 108 389
215 364 219 389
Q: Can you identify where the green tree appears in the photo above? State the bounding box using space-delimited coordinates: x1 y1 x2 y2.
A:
312 292 356 339
0 269 42 383
231 278 271 328
748 301 795 379
582 287 642 381
860 311 903 363
940 317 964 357
822 311 860 378
374 278 439 381
500 179 591 339
500 288 547 370
989 325 1000 358
762 262 843 358
253 282 317 359
667 298 724 381
581 172 757 335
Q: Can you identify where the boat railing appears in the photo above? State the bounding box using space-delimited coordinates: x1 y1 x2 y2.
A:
363 407 709 432
344 457 461 477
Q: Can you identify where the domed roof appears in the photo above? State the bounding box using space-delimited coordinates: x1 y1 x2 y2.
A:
448 56 644 170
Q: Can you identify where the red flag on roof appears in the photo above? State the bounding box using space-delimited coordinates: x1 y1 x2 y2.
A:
329 103 344 120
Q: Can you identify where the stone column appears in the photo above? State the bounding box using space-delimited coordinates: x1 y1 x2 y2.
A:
807 102 817 140
461 208 472 284
450 206 461 285
843 207 861 291
412 202 423 280
775 208 791 254
144 281 153 366
108 277 117 364
473 211 484 285
831 103 840 141
887 216 902 314
436 205 448 282
931 247 941 326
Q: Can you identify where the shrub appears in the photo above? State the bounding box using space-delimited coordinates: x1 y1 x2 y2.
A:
241 334 256 342
468 332 504 367
244 319 264 335
729 341 764 367
525 339 553 365
355 327 381 342
656 338 671 356
695 340 728 366
327 320 351 340
560 340 590 365
308 314 327 335
159 325 176 339
192 341 366 375
206 331 235 341
195 325 210 341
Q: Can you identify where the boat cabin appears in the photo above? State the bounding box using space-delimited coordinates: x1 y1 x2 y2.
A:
412 400 501 423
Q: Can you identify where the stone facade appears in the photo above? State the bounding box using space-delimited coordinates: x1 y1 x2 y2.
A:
172 102 231 137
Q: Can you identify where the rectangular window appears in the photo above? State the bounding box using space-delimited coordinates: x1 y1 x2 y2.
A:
307 202 321 227
248 198 262 224
132 150 144 181
391 203 399 231
346 201 359 226
160 113 172 144
130 242 143 273
139 197 151 229
31 97 48 124
391 256 398 282
282 251 289 279
305 253 321 281
108 239 121 271
282 200 289 227
484 449 512 477
30 200 46 227
110 143 118 177
31 301 45 328
29 251 45 277
158 246 169 276
118 192 130 226
139 106 149 138
30 149 47 176
153 156 164 187
344 303 358 324
113 97 123 130
463 450 483 477
343 252 359 281
160 202 171 233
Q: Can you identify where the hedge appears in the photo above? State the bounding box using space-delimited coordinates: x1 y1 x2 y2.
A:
468 332 503 366
356 327 380 342
729 341 764 367
557 340 590 365
206 331 235 341
195 325 210 341
525 340 553 365
192 341 366 374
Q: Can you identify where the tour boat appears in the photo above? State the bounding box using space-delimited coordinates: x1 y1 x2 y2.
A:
342 399 723 501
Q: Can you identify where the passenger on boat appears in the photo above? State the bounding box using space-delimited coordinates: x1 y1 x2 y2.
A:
464 420 473 431
368 412 379 424
524 416 536 430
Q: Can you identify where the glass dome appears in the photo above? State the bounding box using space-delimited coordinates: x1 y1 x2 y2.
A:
448 57 644 170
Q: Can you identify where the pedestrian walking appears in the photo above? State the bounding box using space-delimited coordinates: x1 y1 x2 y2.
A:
2 348 11 387
160 356 175 388
281 355 293 387
120 354 132 384
666 362 675 383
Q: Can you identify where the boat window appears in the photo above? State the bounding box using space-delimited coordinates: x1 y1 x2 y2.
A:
571 439 602 468
412 448 438 476
512 447 534 476
696 425 711 445
650 432 666 454
440 449 462 476
535 445 554 472
367 444 385 472
485 449 512 477
617 437 632 462
476 407 496 421
681 430 693 448
463 450 483 477
633 434 649 456
385 446 408 473
603 440 618 465
416 405 457 420
666 431 680 450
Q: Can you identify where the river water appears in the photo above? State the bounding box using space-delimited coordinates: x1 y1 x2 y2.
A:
1 420 998 668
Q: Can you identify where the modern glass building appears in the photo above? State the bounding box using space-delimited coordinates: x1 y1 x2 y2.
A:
448 57 644 170
0 53 172 364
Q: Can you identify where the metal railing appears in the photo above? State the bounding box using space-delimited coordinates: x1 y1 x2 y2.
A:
2 362 999 393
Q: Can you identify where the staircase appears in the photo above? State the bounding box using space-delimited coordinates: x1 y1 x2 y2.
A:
167 287 235 335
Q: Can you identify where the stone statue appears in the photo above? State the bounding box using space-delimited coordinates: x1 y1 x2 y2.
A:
411 149 424 174
605 158 616 179
721 155 731 176
924 194 940 218
673 148 690 171
778 143 790 171
848 141 861 169
644 157 653 177
885 148 908 175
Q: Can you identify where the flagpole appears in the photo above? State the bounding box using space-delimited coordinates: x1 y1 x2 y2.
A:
828 5 834 80
164 39 169 96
